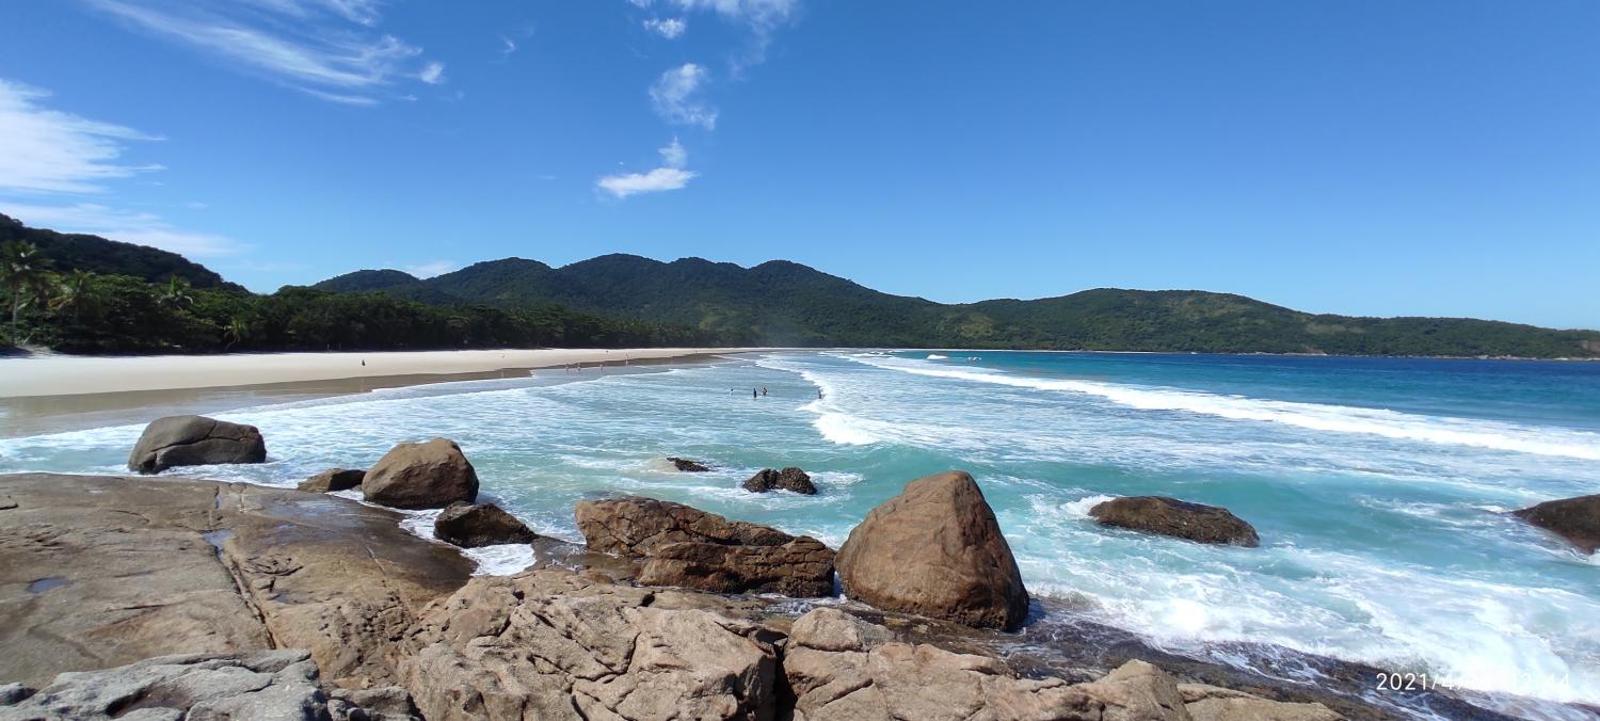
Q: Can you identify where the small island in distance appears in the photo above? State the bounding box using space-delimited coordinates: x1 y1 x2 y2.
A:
4 212 1597 359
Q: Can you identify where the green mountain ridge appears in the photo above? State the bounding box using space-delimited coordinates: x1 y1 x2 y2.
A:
4 211 1593 357
0 213 242 292
314 254 1600 358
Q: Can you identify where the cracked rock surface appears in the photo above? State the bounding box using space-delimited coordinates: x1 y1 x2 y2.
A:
397 570 781 721
785 608 1343 721
0 650 326 721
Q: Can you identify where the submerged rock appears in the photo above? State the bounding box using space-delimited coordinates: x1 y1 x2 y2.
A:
576 496 835 596
667 456 712 472
1088 496 1260 547
434 502 538 548
397 570 781 721
1513 494 1600 554
743 466 817 495
298 467 366 493
126 415 266 474
835 471 1030 630
362 438 479 510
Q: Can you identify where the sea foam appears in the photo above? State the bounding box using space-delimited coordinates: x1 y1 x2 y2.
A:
849 355 1600 461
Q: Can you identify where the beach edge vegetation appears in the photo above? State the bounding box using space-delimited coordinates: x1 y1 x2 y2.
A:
3 213 1597 358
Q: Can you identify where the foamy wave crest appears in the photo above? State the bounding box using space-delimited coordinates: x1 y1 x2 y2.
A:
850 356 1600 461
1063 494 1117 518
926 353 949 360
756 356 883 445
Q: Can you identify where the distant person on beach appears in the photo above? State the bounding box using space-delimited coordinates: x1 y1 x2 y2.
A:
818 388 824 399
753 388 758 399
761 387 768 397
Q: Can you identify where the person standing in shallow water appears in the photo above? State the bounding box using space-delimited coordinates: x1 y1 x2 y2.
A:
761 387 768 397
753 388 758 399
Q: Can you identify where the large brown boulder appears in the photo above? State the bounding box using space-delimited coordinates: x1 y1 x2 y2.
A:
297 467 366 493
362 438 479 510
1089 496 1260 547
1513 494 1600 553
743 467 817 495
575 496 835 596
434 502 538 548
835 471 1029 630
126 415 266 474
396 570 781 721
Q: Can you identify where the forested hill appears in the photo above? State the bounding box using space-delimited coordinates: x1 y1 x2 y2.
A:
0 213 240 291
313 254 1600 358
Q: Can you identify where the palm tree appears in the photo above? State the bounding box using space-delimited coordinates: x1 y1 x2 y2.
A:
0 241 50 340
223 317 250 350
159 275 194 310
50 270 103 323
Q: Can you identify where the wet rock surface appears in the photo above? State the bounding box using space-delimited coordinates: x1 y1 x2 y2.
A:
297 467 366 493
127 415 266 474
1089 496 1261 547
1513 493 1600 553
742 466 816 494
433 502 538 548
667 457 711 472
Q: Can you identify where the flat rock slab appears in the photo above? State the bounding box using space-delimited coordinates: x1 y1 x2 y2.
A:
0 473 471 689
0 650 326 721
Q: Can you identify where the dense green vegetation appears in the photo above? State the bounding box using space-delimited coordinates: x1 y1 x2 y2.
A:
5 212 1596 358
0 227 723 354
0 213 239 291
318 255 1600 358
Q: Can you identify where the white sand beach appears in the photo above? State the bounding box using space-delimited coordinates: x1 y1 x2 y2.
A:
0 348 757 398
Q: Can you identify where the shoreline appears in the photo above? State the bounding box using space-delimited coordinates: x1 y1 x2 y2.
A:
0 347 776 398
0 349 752 438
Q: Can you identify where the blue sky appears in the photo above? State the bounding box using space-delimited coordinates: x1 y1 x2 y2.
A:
1 1 1596 329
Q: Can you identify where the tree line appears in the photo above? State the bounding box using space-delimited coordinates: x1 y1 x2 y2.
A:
0 240 729 354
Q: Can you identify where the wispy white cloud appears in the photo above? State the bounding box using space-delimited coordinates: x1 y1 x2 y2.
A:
419 61 446 85
671 0 797 69
0 79 164 194
597 138 697 198
85 0 443 105
239 0 384 26
597 167 695 198
649 63 716 129
0 77 246 258
403 259 457 278
658 137 688 168
499 36 518 57
644 17 687 39
0 202 248 257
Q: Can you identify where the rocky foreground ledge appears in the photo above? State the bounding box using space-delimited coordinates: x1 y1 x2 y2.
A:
0 472 1478 721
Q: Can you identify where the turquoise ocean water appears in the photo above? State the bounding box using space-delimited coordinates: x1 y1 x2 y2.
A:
3 351 1597 718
